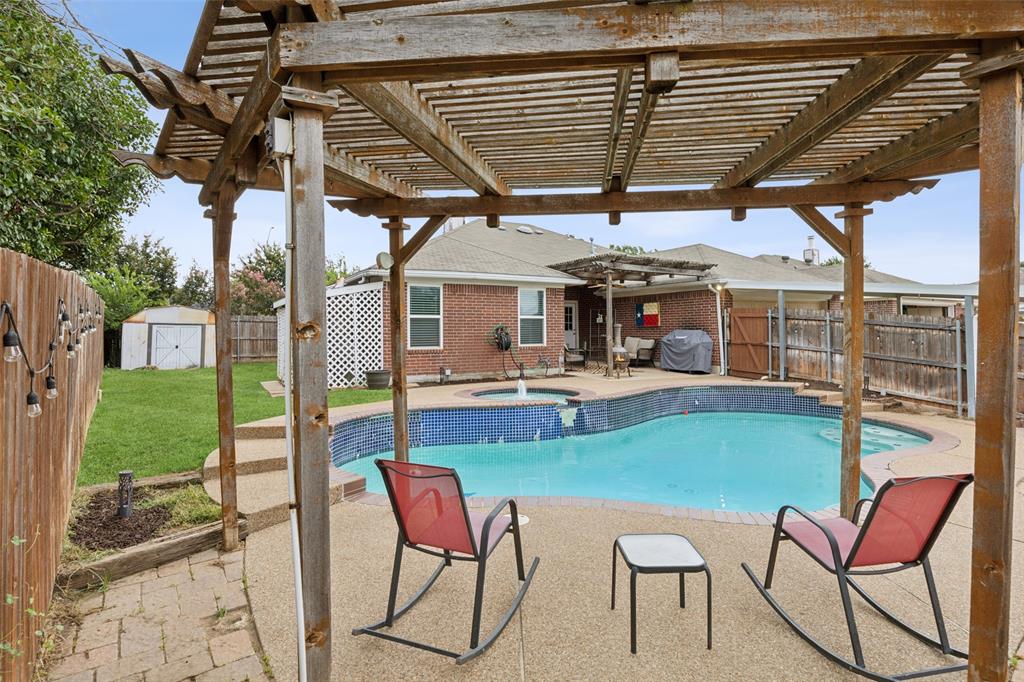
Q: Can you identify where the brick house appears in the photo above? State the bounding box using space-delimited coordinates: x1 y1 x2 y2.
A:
299 219 955 386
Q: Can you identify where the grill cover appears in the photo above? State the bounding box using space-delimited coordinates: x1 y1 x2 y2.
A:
660 329 713 373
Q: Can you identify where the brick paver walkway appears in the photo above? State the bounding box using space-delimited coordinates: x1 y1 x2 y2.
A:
47 546 271 682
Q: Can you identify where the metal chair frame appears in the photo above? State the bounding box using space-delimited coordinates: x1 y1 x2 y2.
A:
741 474 973 682
352 459 540 664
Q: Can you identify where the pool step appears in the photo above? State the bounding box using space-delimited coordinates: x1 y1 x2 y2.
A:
203 468 365 531
203 439 288 480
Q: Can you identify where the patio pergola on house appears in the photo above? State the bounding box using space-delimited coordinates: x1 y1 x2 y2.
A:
106 2 1022 679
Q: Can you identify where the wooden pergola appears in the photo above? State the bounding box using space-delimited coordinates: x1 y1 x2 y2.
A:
549 253 713 374
106 3 1022 679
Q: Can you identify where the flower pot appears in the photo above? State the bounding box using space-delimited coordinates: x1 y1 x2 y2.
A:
365 369 392 390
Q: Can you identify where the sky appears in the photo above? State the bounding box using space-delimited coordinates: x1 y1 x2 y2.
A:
67 1 1011 286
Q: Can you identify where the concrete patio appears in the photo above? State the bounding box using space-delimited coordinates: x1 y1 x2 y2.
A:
240 409 1024 681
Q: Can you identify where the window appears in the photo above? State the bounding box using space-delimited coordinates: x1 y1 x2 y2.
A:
408 285 442 348
518 288 546 346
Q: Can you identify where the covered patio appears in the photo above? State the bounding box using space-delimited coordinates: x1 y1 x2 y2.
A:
106 3 1021 680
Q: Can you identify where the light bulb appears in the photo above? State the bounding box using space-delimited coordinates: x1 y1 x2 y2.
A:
61 312 71 331
3 329 20 362
66 341 76 359
45 376 57 400
74 335 82 349
58 326 65 343
26 391 41 418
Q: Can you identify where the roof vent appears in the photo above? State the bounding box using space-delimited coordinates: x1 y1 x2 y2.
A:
516 226 533 234
781 255 790 264
803 235 819 265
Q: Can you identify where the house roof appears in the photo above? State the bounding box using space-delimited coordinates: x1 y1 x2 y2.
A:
753 254 917 284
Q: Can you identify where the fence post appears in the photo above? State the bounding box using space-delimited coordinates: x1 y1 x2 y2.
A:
777 290 787 380
824 311 832 384
766 308 773 378
963 295 976 419
955 318 963 417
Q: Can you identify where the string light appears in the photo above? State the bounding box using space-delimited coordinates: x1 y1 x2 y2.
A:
1 298 100 420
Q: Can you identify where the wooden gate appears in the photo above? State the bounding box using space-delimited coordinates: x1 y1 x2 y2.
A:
728 308 769 378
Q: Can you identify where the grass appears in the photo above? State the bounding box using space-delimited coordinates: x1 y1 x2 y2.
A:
137 484 222 530
79 362 390 486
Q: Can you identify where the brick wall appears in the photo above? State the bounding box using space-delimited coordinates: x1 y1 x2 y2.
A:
827 295 900 315
382 281 565 381
567 286 730 366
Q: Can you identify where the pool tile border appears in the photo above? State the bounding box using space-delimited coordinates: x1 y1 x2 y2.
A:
329 384 961 525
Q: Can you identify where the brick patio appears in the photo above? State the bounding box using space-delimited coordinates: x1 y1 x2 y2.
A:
47 547 270 682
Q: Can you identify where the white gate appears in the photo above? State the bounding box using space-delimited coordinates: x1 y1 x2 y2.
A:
277 282 384 388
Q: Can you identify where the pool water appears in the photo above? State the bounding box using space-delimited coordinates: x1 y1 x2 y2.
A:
340 412 927 513
475 390 575 404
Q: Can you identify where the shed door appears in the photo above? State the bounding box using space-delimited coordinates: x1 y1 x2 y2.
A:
151 325 203 369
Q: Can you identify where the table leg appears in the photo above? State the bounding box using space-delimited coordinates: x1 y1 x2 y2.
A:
679 572 686 608
705 568 713 650
630 568 638 654
611 543 617 610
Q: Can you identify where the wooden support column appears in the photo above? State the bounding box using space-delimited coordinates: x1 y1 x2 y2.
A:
385 217 411 462
968 37 1021 682
837 203 868 519
288 71 332 681
210 182 239 552
605 273 614 378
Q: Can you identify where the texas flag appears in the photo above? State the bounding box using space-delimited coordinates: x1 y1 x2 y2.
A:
635 302 660 327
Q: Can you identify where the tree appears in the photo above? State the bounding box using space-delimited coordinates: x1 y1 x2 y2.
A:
609 243 646 255
85 267 159 329
171 262 213 309
115 235 179 301
821 255 874 268
325 254 352 286
237 242 285 288
230 268 283 315
0 1 157 271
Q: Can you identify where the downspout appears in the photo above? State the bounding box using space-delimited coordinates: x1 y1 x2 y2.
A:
708 284 727 376
277 125 308 682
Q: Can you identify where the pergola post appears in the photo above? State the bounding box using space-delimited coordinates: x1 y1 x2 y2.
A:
838 203 868 519
968 37 1021 682
605 273 614 377
210 182 239 552
385 218 410 462
288 71 332 679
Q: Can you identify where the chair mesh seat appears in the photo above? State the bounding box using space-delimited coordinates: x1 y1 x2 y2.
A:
782 517 860 569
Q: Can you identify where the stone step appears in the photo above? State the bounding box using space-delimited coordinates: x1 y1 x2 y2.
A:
820 398 885 413
203 439 288 480
204 469 366 532
236 421 286 440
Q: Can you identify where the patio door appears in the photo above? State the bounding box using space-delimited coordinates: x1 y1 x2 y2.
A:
564 301 578 348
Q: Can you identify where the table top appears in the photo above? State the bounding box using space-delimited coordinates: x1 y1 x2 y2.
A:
616 533 706 570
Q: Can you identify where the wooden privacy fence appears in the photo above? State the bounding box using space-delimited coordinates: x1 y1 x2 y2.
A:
230 315 276 363
728 307 970 413
0 248 104 680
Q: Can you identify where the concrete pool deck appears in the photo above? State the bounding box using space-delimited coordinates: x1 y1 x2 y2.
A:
234 382 1023 680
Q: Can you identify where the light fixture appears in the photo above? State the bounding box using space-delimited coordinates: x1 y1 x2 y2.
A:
66 341 76 359
375 251 394 269
74 334 82 349
45 375 58 400
3 328 20 363
26 391 41 418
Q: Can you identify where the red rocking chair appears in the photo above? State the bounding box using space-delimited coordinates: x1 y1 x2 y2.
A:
353 459 540 664
742 474 973 681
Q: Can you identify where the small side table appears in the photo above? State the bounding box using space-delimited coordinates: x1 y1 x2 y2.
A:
611 533 712 654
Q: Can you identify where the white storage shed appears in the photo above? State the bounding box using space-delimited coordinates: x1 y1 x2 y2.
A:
120 306 217 370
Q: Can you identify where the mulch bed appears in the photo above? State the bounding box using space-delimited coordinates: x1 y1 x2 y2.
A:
70 489 171 551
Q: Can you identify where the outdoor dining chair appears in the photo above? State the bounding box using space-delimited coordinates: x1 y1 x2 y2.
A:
352 459 540 664
741 474 973 682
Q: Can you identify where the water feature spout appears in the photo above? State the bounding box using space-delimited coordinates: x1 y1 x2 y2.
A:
517 378 528 398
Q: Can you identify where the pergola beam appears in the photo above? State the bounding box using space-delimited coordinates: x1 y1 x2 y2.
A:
620 52 679 190
331 179 938 218
716 54 945 188
276 3 1024 80
790 206 850 257
601 67 633 193
816 103 979 184
342 81 510 195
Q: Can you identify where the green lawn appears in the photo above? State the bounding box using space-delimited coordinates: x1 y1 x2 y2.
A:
79 362 391 486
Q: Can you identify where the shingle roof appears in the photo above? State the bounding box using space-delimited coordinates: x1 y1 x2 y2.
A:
754 253 917 284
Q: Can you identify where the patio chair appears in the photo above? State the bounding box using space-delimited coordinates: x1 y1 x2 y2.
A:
353 459 540 664
741 474 973 681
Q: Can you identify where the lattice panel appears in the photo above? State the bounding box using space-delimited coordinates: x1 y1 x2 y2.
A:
276 284 384 388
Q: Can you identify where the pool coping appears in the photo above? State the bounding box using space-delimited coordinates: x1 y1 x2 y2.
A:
329 385 962 525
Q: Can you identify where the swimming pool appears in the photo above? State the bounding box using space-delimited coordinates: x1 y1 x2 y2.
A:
338 411 927 513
